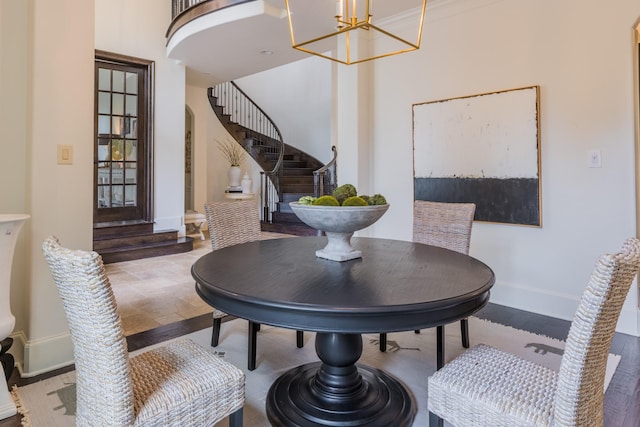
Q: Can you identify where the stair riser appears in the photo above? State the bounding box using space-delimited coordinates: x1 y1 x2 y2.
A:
283 168 315 176
101 240 193 264
283 161 307 168
282 184 315 193
93 231 179 250
282 176 314 184
94 222 154 239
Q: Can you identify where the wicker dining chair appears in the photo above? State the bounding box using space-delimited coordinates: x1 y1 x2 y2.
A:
428 237 640 427
379 201 476 358
204 200 304 371
42 236 245 427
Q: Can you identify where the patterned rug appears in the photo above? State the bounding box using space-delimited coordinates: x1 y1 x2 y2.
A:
11 317 621 426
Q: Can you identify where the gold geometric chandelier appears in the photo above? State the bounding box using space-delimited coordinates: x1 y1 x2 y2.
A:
284 0 428 65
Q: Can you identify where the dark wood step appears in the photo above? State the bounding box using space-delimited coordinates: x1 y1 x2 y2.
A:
272 211 305 224
282 176 314 184
282 168 315 176
281 183 315 193
93 220 154 239
97 237 193 264
283 160 308 168
261 220 319 236
93 230 180 251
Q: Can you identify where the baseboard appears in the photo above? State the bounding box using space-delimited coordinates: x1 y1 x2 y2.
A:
490 280 640 337
11 330 74 378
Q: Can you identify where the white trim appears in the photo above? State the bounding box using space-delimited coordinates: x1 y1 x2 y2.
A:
19 331 74 378
490 280 640 337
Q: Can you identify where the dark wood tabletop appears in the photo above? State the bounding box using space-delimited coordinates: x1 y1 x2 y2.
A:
192 236 495 334
192 236 495 427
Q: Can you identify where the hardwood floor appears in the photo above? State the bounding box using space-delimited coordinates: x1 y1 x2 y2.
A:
1 229 639 426
2 303 639 426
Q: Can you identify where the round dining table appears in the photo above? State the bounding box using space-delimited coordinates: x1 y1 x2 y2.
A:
192 236 495 427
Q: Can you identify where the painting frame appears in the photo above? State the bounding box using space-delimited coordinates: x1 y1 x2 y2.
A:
412 86 541 227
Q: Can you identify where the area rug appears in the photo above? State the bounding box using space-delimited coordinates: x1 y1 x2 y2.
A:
11 317 621 426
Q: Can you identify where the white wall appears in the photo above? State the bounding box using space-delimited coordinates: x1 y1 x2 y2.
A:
96 0 186 232
0 0 30 340
1 0 95 375
357 0 640 334
186 84 266 217
186 56 334 216
235 56 334 164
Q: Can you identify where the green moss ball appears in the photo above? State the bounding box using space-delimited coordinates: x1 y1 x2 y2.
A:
313 195 340 206
342 196 369 206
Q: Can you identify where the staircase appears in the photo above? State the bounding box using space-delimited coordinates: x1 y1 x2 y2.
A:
93 221 193 264
208 83 335 235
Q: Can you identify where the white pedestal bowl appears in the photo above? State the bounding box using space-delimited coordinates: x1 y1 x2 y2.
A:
289 202 389 261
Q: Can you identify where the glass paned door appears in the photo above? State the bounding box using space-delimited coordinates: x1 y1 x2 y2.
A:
94 59 148 223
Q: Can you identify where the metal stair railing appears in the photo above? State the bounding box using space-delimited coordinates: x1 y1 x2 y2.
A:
209 82 284 222
314 145 337 197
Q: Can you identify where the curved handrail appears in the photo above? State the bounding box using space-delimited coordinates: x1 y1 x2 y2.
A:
313 146 337 197
167 0 254 40
224 81 284 175
208 81 285 221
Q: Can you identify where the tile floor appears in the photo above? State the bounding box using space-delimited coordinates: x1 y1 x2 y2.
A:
107 231 294 336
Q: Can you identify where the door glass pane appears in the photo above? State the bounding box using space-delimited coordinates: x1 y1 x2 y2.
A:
125 185 137 206
112 117 124 136
97 186 110 208
125 95 137 116
125 163 137 183
111 140 124 160
98 92 110 114
126 118 137 138
112 70 124 92
97 139 110 161
98 115 110 134
112 186 123 206
112 93 124 115
112 164 124 183
125 140 137 161
125 72 138 94
97 163 110 184
98 68 110 91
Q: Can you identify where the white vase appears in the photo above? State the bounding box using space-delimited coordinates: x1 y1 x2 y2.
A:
241 173 252 194
228 165 242 188
0 214 29 419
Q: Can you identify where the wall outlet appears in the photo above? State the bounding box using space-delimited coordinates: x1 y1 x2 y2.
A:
588 149 602 168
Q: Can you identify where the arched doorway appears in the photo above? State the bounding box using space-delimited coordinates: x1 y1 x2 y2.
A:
185 107 195 211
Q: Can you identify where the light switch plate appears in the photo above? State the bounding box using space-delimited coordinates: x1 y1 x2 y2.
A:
57 144 73 165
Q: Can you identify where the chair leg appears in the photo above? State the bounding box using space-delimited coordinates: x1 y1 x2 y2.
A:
436 325 445 370
461 318 470 348
296 330 304 348
248 321 259 371
229 407 243 427
379 333 387 352
211 317 222 347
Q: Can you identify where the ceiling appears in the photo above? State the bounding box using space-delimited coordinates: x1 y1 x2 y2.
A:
167 0 430 87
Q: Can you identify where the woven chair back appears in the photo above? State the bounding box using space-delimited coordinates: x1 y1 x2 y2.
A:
42 236 135 426
554 238 640 425
413 200 476 254
204 200 261 250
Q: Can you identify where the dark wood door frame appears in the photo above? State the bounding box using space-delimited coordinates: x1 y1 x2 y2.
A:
94 50 154 224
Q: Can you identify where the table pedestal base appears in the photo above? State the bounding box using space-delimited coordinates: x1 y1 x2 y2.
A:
266 332 415 426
